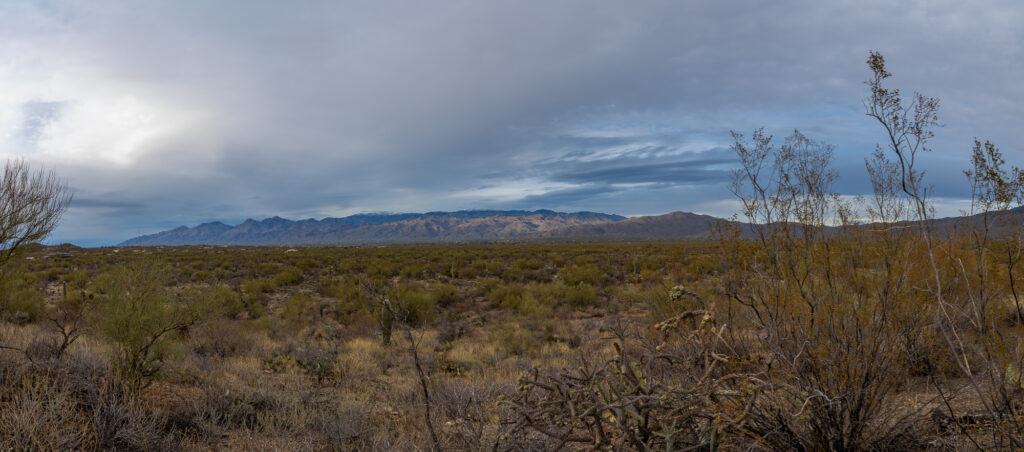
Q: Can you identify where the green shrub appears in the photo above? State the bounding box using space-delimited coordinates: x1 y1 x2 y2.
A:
529 281 566 307
430 283 460 307
257 263 279 276
281 293 320 325
565 283 599 308
43 266 62 281
399 264 427 279
495 318 556 356
366 260 397 278
514 292 552 318
456 265 477 279
0 270 44 322
685 253 717 276
272 267 303 286
480 277 502 293
242 278 275 295
324 276 370 324
501 265 525 281
387 282 434 325
559 263 602 286
487 282 524 309
192 284 242 318
92 262 209 391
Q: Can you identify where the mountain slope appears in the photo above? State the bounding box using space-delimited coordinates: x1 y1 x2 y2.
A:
118 210 628 246
533 211 725 241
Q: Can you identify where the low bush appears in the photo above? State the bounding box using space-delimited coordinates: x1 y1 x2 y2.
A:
280 293 320 325
388 282 434 325
429 283 460 307
558 263 602 286
92 262 209 391
564 283 598 308
272 267 303 287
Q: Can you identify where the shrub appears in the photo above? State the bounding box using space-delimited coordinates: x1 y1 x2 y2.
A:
0 271 44 323
501 265 525 281
487 282 524 309
0 367 178 450
564 283 598 308
280 293 320 325
324 276 370 325
507 309 759 450
495 318 557 356
189 319 253 358
456 265 477 279
429 283 460 307
190 284 241 318
63 270 90 289
558 263 602 286
241 277 274 295
388 282 434 325
272 267 302 287
91 262 209 391
639 268 663 285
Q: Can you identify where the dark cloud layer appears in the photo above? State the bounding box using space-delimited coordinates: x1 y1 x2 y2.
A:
0 0 1020 245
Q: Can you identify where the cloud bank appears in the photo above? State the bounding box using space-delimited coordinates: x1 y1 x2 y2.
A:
0 0 1021 245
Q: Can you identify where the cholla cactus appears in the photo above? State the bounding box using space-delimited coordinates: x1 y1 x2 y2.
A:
669 285 687 302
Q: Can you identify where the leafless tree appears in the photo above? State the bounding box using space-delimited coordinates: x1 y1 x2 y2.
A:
0 158 72 267
0 158 72 359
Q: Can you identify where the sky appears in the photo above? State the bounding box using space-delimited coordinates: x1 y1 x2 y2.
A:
0 1 1021 246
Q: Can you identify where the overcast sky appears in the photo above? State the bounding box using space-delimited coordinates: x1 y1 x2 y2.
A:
1 1 1021 246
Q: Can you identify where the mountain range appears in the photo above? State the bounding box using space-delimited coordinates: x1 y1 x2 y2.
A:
117 207 1024 247
118 210 722 246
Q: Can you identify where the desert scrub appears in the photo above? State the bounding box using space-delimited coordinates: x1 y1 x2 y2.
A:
0 269 44 323
564 282 598 308
188 318 254 358
91 262 212 391
429 282 461 307
321 275 372 325
62 269 90 289
189 284 243 318
387 281 435 325
487 282 524 310
280 293 321 325
272 266 303 286
558 263 602 286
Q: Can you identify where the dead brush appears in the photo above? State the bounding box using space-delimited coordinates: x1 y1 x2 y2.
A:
503 306 761 450
0 348 181 451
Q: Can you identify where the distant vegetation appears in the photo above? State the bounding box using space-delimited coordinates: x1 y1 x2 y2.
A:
3 53 1024 450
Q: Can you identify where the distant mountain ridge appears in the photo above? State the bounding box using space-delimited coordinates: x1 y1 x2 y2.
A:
118 210 646 246
122 208 1022 246
532 211 725 241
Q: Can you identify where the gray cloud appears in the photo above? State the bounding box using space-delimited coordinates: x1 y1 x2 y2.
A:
548 152 734 186
512 185 622 208
71 197 145 211
0 0 1019 245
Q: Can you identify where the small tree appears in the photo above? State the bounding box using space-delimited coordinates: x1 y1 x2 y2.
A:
0 159 71 321
0 159 72 266
92 262 209 392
